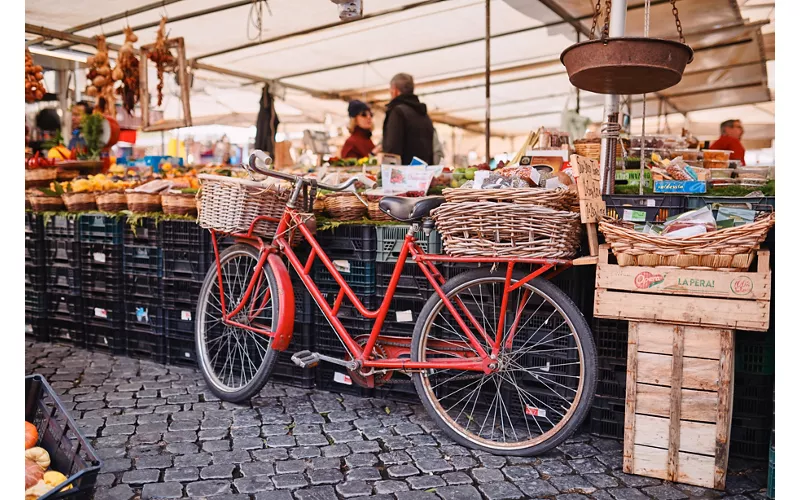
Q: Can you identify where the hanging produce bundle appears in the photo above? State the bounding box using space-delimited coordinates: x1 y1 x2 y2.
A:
149 17 176 106
112 26 140 115
25 49 46 103
85 35 116 115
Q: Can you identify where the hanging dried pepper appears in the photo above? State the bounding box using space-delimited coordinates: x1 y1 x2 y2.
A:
148 17 175 107
113 26 140 115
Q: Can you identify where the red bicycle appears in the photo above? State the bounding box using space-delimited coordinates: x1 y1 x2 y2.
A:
196 151 597 455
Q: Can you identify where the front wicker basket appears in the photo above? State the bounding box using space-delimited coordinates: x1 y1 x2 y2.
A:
432 202 582 258
598 213 776 270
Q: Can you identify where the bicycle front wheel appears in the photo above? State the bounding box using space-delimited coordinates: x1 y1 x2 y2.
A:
196 243 280 402
411 267 596 456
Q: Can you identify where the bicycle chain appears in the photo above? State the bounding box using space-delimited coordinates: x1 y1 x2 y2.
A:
368 339 484 385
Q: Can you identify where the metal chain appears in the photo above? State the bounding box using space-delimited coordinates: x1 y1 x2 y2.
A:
670 0 684 43
601 0 612 43
590 0 602 40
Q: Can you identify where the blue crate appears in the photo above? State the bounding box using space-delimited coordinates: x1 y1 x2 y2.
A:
79 214 124 245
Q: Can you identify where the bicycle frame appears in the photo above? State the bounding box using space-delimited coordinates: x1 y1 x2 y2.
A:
209 201 573 375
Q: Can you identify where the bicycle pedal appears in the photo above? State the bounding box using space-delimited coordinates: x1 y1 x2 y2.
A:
291 350 320 369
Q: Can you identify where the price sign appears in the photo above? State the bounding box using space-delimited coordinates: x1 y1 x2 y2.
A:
571 154 605 223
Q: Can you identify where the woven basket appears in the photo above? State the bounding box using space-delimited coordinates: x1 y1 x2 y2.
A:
442 188 578 211
62 192 97 212
432 202 582 258
96 192 127 212
162 192 198 216
127 192 162 213
25 168 57 188
56 169 80 182
324 192 367 221
598 213 775 270
368 200 393 221
29 194 64 212
574 141 624 161
313 197 326 215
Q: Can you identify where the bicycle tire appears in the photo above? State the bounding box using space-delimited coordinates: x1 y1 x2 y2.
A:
196 243 280 402
410 267 597 456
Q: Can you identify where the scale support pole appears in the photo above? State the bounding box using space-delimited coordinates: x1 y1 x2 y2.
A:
485 0 491 163
599 0 628 194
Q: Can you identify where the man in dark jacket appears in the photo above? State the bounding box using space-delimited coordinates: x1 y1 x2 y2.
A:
382 73 434 165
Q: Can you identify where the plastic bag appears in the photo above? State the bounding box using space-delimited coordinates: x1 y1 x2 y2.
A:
662 206 716 236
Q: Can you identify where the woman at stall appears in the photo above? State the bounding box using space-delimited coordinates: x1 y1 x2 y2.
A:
341 100 376 159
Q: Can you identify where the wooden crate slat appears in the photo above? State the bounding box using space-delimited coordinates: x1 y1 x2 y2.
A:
634 414 717 455
637 323 722 359
636 383 718 422
714 331 735 489
667 325 685 480
594 289 769 331
632 445 716 487
637 352 720 391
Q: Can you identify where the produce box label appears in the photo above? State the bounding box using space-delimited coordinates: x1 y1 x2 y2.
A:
623 209 647 222
654 180 707 194
181 311 192 321
396 310 413 322
93 252 106 263
632 271 756 297
94 308 108 319
333 371 353 385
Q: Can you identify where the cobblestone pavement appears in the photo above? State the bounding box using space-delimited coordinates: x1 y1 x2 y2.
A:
26 342 770 500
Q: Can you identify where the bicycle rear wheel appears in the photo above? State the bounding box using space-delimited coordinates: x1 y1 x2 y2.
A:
411 267 596 456
196 243 280 402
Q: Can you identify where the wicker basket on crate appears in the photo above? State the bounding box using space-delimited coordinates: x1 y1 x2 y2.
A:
598 212 775 270
28 193 65 211
368 200 393 221
161 191 198 216
62 192 97 212
96 191 127 212
197 174 312 244
25 168 57 189
324 192 367 220
574 139 625 161
126 192 162 213
442 187 579 210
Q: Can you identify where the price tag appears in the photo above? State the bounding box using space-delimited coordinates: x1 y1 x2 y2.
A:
396 310 413 322
333 260 351 273
333 372 353 385
525 405 547 418
136 307 149 323
181 311 192 321
93 252 106 263
623 209 647 222
646 199 656 207
94 308 108 319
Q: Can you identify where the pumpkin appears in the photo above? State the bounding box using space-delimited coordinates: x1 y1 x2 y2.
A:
25 458 43 489
25 447 50 470
25 421 38 449
25 479 51 500
43 470 71 490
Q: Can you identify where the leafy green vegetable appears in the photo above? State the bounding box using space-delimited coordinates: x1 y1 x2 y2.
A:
80 113 105 160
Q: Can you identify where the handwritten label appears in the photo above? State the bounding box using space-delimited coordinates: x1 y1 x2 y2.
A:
571 155 605 223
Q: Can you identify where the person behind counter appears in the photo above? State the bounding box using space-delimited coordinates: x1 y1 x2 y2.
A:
67 101 92 150
382 73 434 165
709 119 746 165
340 100 376 159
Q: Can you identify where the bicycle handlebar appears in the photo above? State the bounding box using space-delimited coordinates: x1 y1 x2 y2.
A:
247 150 359 192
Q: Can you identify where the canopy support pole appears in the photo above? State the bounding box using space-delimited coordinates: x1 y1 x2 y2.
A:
600 0 628 195
485 0 490 163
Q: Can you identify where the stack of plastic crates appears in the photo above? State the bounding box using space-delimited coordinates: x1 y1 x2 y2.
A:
588 318 629 439
160 220 208 368
79 214 126 353
122 217 164 362
25 212 47 341
44 214 84 345
730 328 775 461
313 225 379 397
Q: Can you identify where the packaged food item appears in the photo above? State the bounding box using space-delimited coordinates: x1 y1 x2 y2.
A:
703 149 732 169
670 149 702 161
735 166 770 180
716 207 756 228
662 206 716 236
710 169 734 179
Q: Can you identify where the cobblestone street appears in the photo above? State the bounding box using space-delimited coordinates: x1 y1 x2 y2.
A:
26 342 770 500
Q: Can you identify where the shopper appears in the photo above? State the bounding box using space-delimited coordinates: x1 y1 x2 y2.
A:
709 119 746 165
341 100 376 159
382 73 435 165
67 101 92 150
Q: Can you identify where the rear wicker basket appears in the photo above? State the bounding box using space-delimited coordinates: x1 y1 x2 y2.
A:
62 192 97 212
96 192 127 212
29 194 65 212
598 212 775 270
442 187 578 211
368 200 393 221
161 192 198 216
432 202 582 258
25 167 58 189
126 192 162 213
323 192 367 221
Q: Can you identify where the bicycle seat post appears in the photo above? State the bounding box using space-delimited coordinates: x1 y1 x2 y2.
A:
422 219 434 237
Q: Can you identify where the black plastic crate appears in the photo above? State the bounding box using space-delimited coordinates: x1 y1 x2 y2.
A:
25 313 48 341
589 395 625 439
272 351 317 389
123 216 160 247
48 319 85 345
289 271 315 325
25 264 45 291
126 330 166 364
25 374 102 499
686 195 775 214
735 329 775 376
442 262 482 280
162 248 208 280
80 243 123 273
314 295 378 355
376 225 442 262
161 219 209 249
316 225 377 260
124 274 162 301
46 239 81 268
25 211 43 236
314 259 376 296
83 295 124 328
733 372 774 418
79 213 124 245
551 266 595 314
374 377 419 404
166 334 197 367
84 322 126 354
46 293 83 322
377 262 435 301
316 365 373 398
730 414 773 461
383 298 426 336
596 360 627 399
124 301 163 334
123 246 163 276
162 278 203 309
593 318 629 362
47 266 81 293
164 307 195 338
44 214 79 239
603 194 685 223
81 269 123 297
25 236 45 266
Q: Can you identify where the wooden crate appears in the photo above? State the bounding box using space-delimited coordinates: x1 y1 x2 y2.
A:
594 245 771 331
624 322 734 489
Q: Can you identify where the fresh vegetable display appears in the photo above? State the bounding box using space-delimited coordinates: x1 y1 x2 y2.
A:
81 113 105 159
84 35 116 115
24 421 73 499
148 17 176 107
25 421 38 449
24 49 46 103
25 152 56 170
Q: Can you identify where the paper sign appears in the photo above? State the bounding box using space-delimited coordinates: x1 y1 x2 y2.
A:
333 260 351 273
571 154 605 223
93 252 106 263
646 199 656 207
181 311 192 321
623 209 647 222
396 310 413 322
333 372 353 385
94 308 108 319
